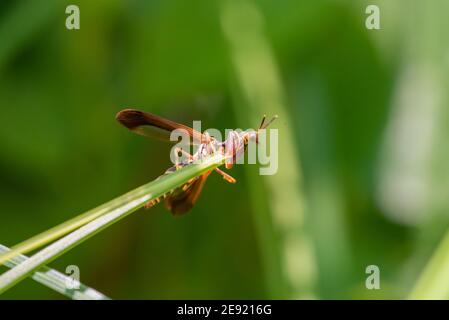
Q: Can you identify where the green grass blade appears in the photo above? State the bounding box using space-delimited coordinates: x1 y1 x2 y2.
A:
409 231 449 299
0 154 224 267
0 197 143 267
0 154 225 294
221 0 316 298
0 180 166 267
0 244 110 300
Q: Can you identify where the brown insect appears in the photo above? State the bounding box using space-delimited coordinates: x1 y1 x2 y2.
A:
116 109 277 215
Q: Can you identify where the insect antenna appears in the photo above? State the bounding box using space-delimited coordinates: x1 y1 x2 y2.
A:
259 115 267 130
261 115 278 129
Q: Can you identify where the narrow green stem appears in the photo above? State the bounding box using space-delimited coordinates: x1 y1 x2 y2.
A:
0 192 146 267
0 154 224 295
0 244 110 300
0 155 224 267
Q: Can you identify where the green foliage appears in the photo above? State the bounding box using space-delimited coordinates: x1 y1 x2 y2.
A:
1 0 449 299
0 244 110 300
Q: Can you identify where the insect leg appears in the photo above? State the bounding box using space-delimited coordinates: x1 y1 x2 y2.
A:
173 147 193 168
214 168 236 184
145 194 166 209
174 147 193 159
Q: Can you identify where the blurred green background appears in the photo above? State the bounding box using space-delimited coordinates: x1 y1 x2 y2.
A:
1 0 449 299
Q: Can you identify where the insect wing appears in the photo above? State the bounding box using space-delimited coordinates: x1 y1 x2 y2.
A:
116 109 204 144
165 171 211 215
